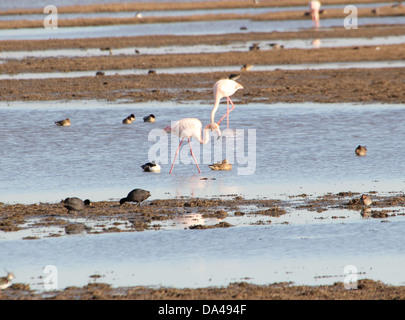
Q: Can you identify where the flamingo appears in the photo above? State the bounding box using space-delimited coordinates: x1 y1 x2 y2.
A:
309 0 321 28
164 118 221 174
211 79 244 129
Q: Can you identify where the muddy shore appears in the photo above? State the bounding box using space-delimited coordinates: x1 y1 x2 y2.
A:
1 26 405 104
1 192 405 300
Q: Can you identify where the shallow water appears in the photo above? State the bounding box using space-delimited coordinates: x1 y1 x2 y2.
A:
1 100 404 204
2 216 405 291
0 16 403 40
2 35 405 59
1 100 405 291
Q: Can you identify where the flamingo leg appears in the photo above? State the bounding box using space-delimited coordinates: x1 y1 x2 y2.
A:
169 137 185 174
188 138 201 174
217 97 236 127
226 98 230 129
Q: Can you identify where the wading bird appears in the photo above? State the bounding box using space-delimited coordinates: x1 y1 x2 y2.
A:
164 118 221 174
211 79 243 129
208 159 232 171
309 0 321 28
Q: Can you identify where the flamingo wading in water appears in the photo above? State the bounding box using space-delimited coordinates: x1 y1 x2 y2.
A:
309 0 321 28
211 79 243 129
164 118 221 174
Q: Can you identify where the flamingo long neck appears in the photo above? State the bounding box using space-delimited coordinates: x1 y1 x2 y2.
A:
196 125 211 145
211 94 222 124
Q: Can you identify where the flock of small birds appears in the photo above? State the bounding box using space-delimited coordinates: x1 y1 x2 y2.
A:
55 113 156 127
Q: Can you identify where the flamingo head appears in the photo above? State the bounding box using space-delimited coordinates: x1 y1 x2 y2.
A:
207 122 221 139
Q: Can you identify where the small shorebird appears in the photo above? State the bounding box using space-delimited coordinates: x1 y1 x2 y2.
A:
360 194 372 206
55 118 71 126
0 272 14 290
141 161 161 173
120 189 151 205
355 145 367 156
208 159 232 171
143 114 156 123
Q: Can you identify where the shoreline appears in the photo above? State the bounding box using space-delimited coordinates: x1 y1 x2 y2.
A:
2 279 405 300
1 192 405 300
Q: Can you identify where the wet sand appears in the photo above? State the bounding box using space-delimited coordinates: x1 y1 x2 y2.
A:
1 0 405 300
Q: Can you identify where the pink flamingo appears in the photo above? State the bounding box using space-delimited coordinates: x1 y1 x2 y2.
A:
309 0 321 28
164 118 221 174
211 79 244 129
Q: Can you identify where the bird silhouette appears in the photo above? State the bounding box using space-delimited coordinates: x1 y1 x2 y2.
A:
120 189 151 205
164 118 221 174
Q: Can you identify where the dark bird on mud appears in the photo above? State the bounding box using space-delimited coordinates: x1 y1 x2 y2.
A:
355 145 367 156
120 189 151 205
55 118 71 126
143 114 156 123
63 197 90 214
141 161 161 173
